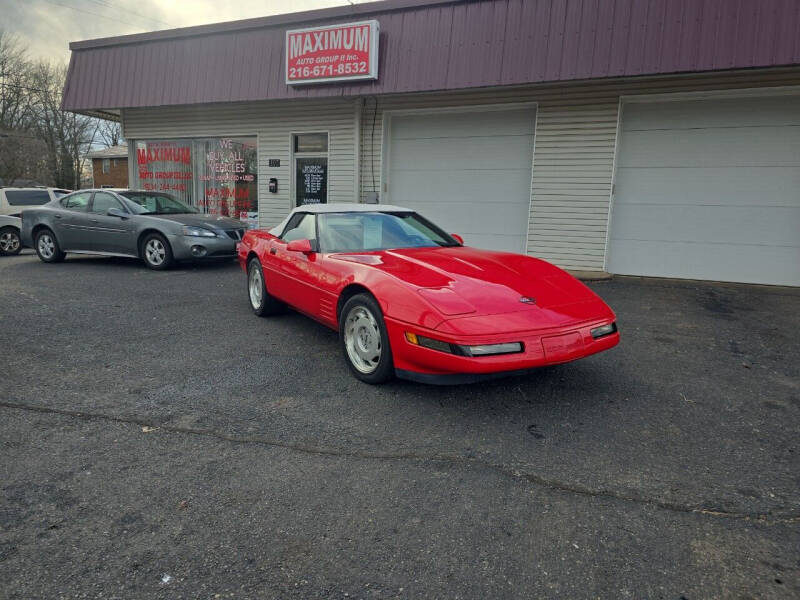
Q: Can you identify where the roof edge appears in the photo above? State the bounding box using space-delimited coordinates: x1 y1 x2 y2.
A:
69 0 458 51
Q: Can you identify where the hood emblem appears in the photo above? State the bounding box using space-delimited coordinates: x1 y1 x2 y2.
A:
519 296 536 304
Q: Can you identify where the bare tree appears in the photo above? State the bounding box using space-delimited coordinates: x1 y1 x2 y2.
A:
0 31 104 189
28 61 97 189
97 119 122 148
0 30 32 132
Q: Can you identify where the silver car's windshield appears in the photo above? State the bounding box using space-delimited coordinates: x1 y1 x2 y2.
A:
317 212 459 253
121 192 198 215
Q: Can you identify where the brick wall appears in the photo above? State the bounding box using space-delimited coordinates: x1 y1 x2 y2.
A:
92 157 128 187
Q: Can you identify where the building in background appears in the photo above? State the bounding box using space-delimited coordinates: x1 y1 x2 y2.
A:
61 0 800 286
87 144 128 188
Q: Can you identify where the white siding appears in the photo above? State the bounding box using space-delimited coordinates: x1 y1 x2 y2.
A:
359 69 800 272
122 68 800 273
122 98 359 229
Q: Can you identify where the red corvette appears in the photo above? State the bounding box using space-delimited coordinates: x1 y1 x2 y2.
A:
238 204 619 384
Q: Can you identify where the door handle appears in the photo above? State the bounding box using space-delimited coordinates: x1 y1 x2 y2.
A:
54 214 62 219
269 247 277 255
90 219 99 223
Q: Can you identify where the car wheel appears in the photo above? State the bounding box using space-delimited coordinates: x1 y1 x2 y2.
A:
340 293 394 384
247 257 284 316
141 233 173 270
0 227 22 256
34 229 65 263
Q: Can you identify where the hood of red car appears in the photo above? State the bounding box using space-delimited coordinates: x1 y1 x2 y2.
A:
340 246 605 319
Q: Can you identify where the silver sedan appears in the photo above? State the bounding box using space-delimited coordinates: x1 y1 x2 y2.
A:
20 189 248 269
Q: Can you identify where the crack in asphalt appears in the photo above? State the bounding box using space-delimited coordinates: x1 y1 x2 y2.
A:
3 400 799 526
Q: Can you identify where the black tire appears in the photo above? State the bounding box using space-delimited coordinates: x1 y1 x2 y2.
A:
339 293 394 384
140 232 174 270
247 257 284 316
34 228 65 263
0 226 22 256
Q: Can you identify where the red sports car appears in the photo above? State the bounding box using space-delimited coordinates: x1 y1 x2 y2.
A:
238 204 619 384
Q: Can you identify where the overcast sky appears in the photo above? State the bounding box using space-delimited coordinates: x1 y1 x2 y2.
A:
4 0 359 63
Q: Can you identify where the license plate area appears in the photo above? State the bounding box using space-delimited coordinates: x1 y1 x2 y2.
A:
541 331 584 361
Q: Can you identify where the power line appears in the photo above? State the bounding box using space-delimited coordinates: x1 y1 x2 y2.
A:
85 0 175 28
39 0 171 30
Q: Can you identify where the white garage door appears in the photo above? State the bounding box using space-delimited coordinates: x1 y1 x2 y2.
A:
607 96 800 286
386 108 535 253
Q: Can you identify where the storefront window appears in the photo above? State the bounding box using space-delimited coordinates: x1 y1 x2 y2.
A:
134 137 258 225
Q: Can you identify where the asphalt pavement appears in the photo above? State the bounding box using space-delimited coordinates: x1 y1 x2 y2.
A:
1 251 798 599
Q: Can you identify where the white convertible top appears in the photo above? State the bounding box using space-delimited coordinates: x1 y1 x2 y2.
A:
268 203 415 235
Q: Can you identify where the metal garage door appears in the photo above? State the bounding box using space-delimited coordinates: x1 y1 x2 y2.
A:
607 95 800 286
386 108 535 253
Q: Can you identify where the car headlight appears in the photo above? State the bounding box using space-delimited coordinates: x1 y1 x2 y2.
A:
460 342 524 356
405 332 523 357
182 226 217 238
590 322 617 339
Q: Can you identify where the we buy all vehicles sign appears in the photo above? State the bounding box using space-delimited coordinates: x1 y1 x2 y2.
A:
285 20 379 85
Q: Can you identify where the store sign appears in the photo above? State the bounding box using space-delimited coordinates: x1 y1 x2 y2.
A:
286 20 379 85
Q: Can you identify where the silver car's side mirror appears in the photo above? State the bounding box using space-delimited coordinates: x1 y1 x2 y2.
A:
107 207 128 219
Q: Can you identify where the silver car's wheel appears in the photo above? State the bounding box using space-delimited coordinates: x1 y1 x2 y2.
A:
0 228 21 256
141 233 173 270
145 239 166 265
38 234 55 258
344 305 382 375
34 229 64 263
248 261 263 309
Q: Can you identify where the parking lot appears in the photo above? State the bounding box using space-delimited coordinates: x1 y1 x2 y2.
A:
1 251 798 599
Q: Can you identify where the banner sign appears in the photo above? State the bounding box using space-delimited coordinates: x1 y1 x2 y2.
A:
286 20 379 85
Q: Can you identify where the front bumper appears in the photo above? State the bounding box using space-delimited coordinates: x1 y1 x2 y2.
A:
386 316 619 384
166 233 237 261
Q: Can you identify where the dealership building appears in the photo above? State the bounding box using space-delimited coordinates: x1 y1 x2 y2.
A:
62 0 800 286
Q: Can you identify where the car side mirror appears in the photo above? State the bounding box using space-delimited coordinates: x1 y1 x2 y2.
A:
450 233 464 245
107 207 128 219
286 238 314 254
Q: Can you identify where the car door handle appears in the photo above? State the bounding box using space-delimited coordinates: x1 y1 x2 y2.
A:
90 219 99 224
269 247 277 255
54 214 62 219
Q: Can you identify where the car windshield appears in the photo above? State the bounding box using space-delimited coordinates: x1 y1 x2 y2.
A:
317 212 459 253
121 192 197 215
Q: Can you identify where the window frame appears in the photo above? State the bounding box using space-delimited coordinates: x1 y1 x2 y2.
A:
4 189 51 206
102 158 111 174
279 212 318 250
89 191 127 215
60 191 92 212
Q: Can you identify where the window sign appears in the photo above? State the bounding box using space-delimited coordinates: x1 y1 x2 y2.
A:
134 137 257 222
296 157 327 205
293 132 328 207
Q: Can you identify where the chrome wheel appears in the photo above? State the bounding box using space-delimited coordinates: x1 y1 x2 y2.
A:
248 262 263 309
344 305 382 374
1 231 20 253
145 238 166 266
37 233 55 258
